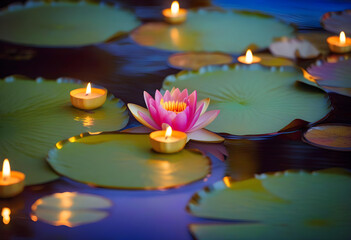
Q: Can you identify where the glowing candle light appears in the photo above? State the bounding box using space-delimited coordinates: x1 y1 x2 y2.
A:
340 31 346 44
85 82 91 95
2 159 10 182
149 126 187 153
70 82 107 110
165 126 172 140
0 158 25 198
171 1 179 15
162 1 187 24
237 49 261 64
327 31 351 53
1 207 11 225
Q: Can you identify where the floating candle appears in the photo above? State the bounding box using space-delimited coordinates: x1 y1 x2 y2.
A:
162 1 187 24
0 159 25 198
149 126 187 153
237 49 261 64
327 31 351 53
70 83 107 110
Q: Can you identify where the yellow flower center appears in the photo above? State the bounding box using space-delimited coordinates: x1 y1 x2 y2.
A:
160 99 187 113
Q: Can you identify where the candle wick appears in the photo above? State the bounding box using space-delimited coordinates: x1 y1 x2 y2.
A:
165 136 168 140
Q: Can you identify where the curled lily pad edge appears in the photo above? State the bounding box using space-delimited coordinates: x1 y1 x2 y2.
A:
186 167 351 220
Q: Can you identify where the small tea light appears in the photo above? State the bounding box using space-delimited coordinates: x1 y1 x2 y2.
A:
327 31 351 53
149 126 187 153
70 83 107 110
0 159 25 198
237 49 261 64
162 1 187 24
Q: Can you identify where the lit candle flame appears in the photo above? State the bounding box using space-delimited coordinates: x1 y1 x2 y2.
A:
165 126 172 140
340 31 346 44
1 208 11 225
2 159 11 182
171 1 179 15
85 83 91 96
245 49 253 64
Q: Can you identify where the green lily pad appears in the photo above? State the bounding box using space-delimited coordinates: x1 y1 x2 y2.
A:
188 169 351 239
0 0 140 47
47 133 210 189
131 9 295 53
190 223 351 240
163 64 331 136
31 192 111 227
0 76 128 185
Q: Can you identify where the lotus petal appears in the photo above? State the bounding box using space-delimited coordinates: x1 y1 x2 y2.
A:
163 64 331 136
187 129 224 143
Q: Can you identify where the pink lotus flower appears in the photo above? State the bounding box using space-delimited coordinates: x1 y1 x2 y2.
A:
127 88 224 142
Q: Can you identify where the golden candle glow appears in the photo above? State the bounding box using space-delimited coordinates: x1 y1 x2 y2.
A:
326 30 351 53
171 1 179 15
165 126 172 140
237 49 261 64
340 31 346 44
162 0 187 24
1 207 11 225
70 83 107 110
0 158 25 198
246 49 253 64
2 159 10 182
85 83 91 95
149 128 187 153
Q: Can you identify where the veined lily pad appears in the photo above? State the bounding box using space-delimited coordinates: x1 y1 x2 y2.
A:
0 0 140 47
168 52 233 70
255 53 294 67
0 76 128 185
163 64 331 136
188 169 351 239
308 59 351 97
321 10 351 35
31 192 111 227
303 124 351 151
131 9 295 53
47 133 210 189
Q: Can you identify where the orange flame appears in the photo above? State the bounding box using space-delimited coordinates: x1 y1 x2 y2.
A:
340 31 346 44
245 49 253 64
171 1 179 15
86 83 91 95
2 159 10 181
165 126 172 140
